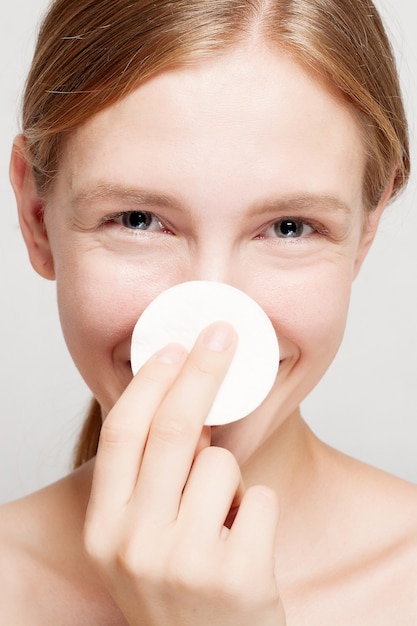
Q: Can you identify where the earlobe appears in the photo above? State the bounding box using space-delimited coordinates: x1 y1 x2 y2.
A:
353 175 395 279
9 135 55 280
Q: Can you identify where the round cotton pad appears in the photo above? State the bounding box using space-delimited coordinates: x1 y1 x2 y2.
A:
130 281 279 426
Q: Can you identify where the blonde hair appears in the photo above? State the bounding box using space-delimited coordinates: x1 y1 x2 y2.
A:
21 0 409 467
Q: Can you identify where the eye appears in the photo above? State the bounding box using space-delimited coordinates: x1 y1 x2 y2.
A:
265 219 314 239
115 211 164 231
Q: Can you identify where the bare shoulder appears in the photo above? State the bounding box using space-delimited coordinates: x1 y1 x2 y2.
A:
0 495 48 622
320 443 417 549
327 446 417 617
333 446 417 527
0 470 125 625
286 441 417 625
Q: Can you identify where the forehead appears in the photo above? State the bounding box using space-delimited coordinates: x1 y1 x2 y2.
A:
59 45 366 211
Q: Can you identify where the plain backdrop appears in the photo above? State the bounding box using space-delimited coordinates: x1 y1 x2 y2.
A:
1 0 416 503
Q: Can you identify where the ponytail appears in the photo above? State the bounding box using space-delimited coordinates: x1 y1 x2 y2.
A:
73 398 102 468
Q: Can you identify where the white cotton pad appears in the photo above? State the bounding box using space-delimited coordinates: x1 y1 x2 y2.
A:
130 281 279 426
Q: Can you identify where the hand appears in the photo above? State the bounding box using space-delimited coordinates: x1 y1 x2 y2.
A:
84 321 286 625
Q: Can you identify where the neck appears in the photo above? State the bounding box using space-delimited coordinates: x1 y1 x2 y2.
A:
212 407 318 503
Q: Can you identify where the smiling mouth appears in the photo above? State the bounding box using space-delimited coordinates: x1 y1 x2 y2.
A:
128 358 284 367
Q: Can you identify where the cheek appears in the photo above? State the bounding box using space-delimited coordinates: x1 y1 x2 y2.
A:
250 264 353 363
56 265 137 401
57 268 132 353
54 250 181 404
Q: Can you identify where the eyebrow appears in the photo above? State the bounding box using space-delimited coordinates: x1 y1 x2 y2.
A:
71 183 352 217
71 184 183 212
249 194 352 218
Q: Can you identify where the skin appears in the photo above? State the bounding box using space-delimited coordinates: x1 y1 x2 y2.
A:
3 44 417 624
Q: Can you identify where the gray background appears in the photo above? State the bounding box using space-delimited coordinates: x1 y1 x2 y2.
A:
1 0 416 502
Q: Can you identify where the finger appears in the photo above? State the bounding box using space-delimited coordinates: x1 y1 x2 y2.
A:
194 425 211 459
177 446 243 541
132 322 237 524
88 343 188 517
226 485 279 577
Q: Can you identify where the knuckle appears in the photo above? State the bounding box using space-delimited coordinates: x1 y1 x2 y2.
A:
114 541 142 577
194 358 219 376
219 571 262 610
135 368 166 386
197 446 240 476
165 550 211 591
220 552 278 609
204 448 241 493
245 484 278 511
219 565 246 597
189 349 228 378
84 519 161 585
107 534 154 580
150 414 193 445
99 420 132 446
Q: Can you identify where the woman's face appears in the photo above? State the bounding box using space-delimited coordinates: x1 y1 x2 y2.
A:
39 46 382 456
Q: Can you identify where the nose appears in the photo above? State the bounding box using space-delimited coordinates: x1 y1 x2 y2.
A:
185 241 240 287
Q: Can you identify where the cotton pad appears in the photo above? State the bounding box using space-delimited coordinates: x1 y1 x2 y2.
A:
130 281 279 426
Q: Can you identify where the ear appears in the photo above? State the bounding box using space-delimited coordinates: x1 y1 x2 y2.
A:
10 135 55 280
353 176 395 279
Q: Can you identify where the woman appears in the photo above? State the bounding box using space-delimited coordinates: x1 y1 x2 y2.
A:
2 0 417 623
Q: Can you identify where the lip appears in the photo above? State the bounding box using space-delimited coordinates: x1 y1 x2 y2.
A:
128 357 284 369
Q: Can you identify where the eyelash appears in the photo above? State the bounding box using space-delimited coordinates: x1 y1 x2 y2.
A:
258 218 329 241
101 211 170 233
101 211 329 241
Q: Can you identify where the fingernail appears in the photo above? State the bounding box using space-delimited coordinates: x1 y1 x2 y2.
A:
201 322 235 352
153 343 187 364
